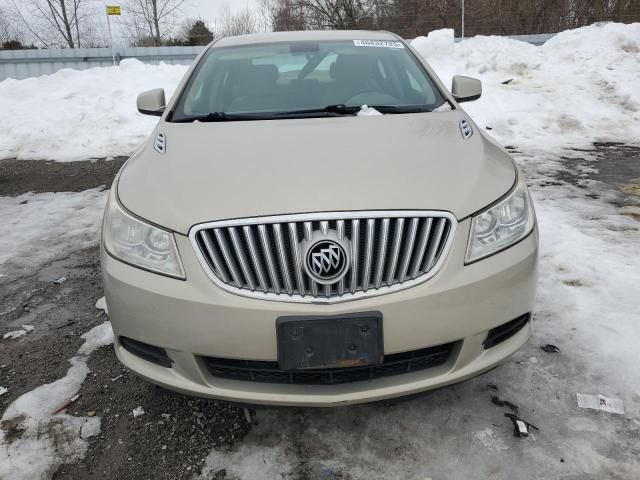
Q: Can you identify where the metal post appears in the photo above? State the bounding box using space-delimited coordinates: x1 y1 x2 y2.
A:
461 0 465 40
106 12 116 66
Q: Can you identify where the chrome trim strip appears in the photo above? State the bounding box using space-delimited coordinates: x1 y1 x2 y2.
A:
189 210 457 305
214 229 242 288
336 219 345 296
350 219 360 294
374 218 390 289
258 224 281 294
228 227 255 291
386 218 405 285
410 217 432 278
242 225 268 293
288 222 305 296
273 223 293 295
399 217 419 282
424 218 447 270
303 222 318 297
362 218 375 291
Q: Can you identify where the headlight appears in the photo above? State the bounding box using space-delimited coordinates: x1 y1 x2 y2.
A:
103 191 185 278
466 175 535 263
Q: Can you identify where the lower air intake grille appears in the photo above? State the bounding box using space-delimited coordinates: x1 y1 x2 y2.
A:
190 211 455 303
202 343 455 385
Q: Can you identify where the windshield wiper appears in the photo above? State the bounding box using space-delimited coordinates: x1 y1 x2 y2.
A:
271 104 361 117
171 111 271 123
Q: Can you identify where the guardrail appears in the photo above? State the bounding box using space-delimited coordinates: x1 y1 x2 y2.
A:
0 33 556 82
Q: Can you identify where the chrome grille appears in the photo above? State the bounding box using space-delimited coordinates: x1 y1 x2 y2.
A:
190 211 455 303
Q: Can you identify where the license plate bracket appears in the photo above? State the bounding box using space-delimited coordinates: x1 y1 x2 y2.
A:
277 312 383 371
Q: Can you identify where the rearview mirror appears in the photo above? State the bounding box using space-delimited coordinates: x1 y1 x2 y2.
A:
451 76 482 103
137 88 166 116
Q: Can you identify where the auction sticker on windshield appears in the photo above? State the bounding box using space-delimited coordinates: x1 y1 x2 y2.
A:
353 40 404 48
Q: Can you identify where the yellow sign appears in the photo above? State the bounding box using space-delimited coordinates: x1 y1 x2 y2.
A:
106 5 121 15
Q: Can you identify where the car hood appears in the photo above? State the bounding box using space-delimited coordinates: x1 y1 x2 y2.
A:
118 111 516 235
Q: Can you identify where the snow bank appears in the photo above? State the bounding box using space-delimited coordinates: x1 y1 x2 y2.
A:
0 23 638 161
0 321 113 480
0 59 186 161
412 22 640 150
0 189 107 272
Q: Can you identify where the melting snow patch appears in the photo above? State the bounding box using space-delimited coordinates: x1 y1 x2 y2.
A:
132 406 145 418
0 321 114 480
3 325 34 340
0 386 7 396
0 190 107 271
95 296 108 315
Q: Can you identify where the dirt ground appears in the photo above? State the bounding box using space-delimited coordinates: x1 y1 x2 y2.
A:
1 144 639 479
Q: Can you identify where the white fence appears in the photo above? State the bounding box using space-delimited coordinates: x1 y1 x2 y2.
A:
0 33 555 82
0 46 203 82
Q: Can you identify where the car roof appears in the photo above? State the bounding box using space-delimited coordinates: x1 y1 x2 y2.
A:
211 30 401 48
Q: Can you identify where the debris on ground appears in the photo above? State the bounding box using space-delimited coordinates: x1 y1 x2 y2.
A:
111 374 123 382
486 126 493 130
87 411 96 417
321 467 333 477
540 344 561 353
132 406 145 417
243 408 252 424
501 78 514 85
55 276 67 284
0 386 8 396
53 393 81 414
577 393 625 414
491 395 519 413
3 325 34 340
504 413 539 438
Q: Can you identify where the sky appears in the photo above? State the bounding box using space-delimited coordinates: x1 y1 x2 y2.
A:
1 0 260 47
181 0 259 21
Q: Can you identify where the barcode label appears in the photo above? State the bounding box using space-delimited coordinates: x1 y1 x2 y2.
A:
353 40 404 49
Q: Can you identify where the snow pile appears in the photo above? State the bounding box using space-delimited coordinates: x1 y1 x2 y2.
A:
0 59 186 161
0 23 639 161
0 189 107 272
411 28 455 56
412 22 640 150
0 321 113 480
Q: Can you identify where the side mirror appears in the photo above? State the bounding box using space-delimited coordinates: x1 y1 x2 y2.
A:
451 75 482 103
137 88 166 116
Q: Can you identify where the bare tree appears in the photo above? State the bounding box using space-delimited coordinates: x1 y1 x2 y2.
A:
121 0 187 46
219 5 259 37
1 7 26 45
261 0 640 37
10 0 100 48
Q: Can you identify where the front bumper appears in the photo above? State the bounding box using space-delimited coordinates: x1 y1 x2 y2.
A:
102 219 538 407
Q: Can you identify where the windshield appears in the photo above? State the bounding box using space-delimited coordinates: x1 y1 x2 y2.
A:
169 39 446 122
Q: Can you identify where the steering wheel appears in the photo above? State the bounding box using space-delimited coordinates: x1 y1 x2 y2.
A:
344 91 401 106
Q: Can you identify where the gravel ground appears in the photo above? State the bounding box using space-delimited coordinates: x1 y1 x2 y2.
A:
1 145 639 479
0 157 126 196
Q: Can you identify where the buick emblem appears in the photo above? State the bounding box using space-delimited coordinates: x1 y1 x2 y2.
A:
303 234 350 285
